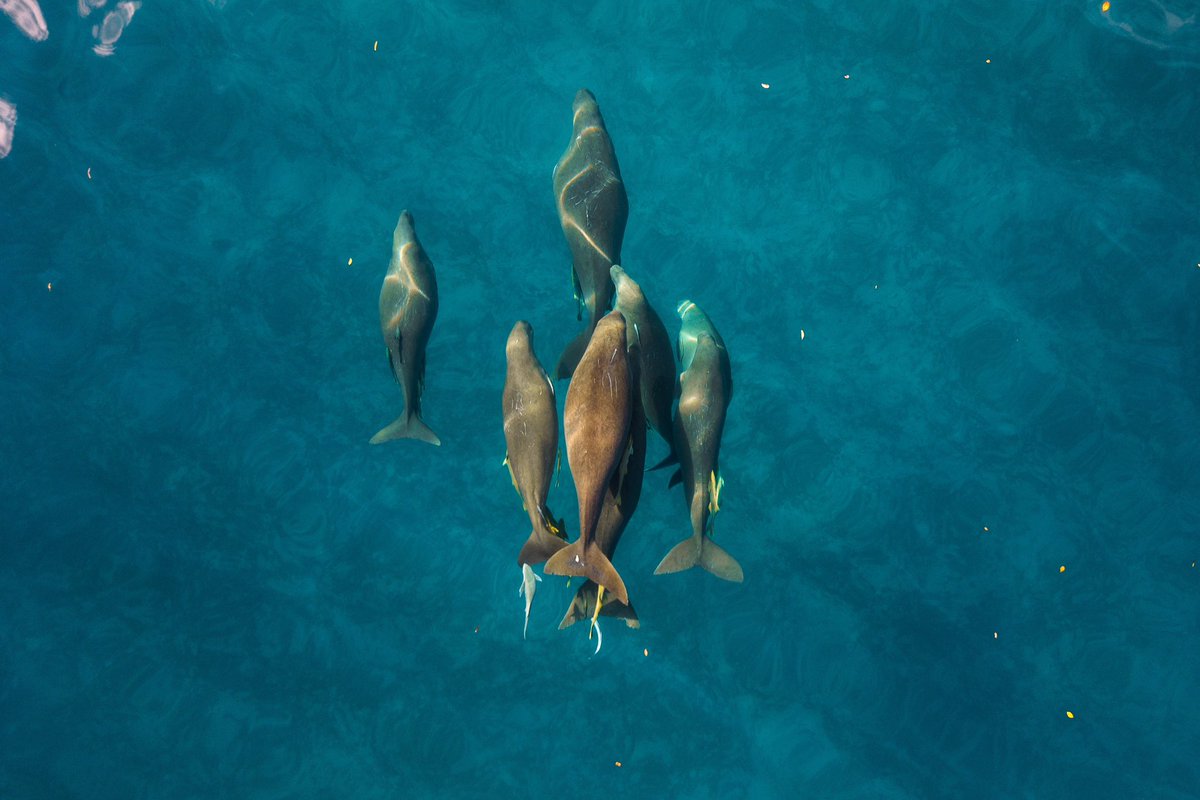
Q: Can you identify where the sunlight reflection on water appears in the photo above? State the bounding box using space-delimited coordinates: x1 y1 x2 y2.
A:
0 0 47 41
1093 0 1199 66
0 97 15 158
92 0 141 57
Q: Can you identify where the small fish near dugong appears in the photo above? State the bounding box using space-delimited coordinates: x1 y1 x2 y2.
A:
502 320 567 567
371 210 440 446
559 328 647 633
655 301 743 582
544 311 633 606
518 562 542 640
552 89 629 380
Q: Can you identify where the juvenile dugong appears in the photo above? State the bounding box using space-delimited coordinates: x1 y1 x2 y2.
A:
371 210 440 446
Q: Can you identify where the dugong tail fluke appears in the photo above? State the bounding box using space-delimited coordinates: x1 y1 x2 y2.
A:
559 580 640 630
654 531 744 583
544 539 630 607
516 505 567 567
369 412 441 446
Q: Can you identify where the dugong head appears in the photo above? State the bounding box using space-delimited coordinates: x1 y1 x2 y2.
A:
677 300 728 369
571 88 604 130
506 320 534 356
610 265 645 307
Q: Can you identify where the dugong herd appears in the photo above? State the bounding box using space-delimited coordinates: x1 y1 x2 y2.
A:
371 90 741 651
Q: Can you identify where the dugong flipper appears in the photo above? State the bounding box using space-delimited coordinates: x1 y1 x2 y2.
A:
371 210 440 446
655 301 743 582
552 89 628 380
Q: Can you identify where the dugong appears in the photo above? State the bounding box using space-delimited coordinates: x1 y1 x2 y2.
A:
552 89 628 380
655 301 743 582
610 265 677 458
544 311 632 606
503 321 567 566
371 210 440 446
559 331 646 631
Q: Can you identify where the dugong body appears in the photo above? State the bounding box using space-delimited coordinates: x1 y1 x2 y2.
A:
371 210 440 446
560 335 646 630
655 301 743 582
544 311 632 606
503 321 567 566
610 265 677 457
552 89 628 380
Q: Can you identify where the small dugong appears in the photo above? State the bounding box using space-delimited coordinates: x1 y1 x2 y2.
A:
503 321 567 566
552 89 629 380
371 210 440 446
544 311 632 606
655 301 743 582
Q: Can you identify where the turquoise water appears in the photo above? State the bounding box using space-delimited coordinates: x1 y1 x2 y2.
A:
2 1 1199 797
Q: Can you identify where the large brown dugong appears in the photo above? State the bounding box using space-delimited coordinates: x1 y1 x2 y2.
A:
552 89 629 380
655 301 743 582
559 334 646 631
503 321 568 566
610 265 677 458
544 311 632 605
370 210 440 446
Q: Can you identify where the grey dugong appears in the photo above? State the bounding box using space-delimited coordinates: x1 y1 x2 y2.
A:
655 301 743 582
503 320 567 566
371 210 440 446
552 89 628 380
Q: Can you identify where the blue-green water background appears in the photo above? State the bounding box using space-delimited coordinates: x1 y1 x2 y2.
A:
3 1 1199 797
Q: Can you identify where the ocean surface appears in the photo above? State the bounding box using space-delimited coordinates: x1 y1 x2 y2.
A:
2 1 1199 797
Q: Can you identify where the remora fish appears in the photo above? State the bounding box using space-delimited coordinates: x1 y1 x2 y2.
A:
502 321 567 566
371 210 440 446
560 331 646 631
654 301 743 582
552 89 628 380
610 265 677 459
544 311 632 605
518 562 542 640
